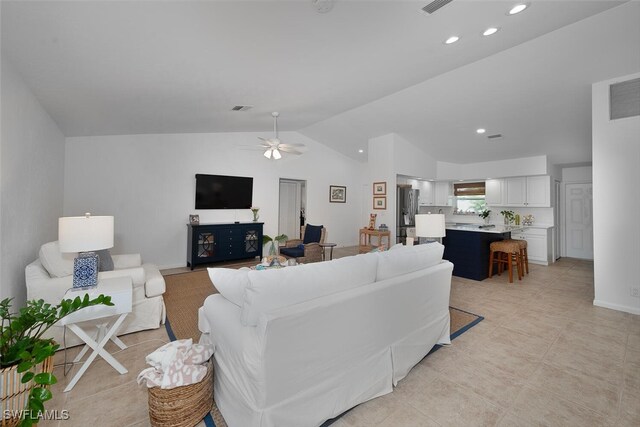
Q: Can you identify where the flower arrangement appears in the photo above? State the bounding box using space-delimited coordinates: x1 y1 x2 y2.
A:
522 214 535 226
500 210 516 225
478 209 491 220
250 207 260 222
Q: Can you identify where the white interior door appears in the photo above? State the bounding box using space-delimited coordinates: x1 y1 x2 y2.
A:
279 180 301 239
565 182 593 259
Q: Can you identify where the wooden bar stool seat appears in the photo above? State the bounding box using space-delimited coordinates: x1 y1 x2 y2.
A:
488 240 523 283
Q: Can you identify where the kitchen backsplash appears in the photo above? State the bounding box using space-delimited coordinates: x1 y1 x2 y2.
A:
422 206 555 226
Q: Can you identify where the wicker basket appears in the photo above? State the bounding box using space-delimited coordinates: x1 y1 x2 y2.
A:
1 356 54 427
147 361 214 427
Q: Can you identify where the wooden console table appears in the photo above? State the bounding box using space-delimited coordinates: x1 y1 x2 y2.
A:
359 228 391 253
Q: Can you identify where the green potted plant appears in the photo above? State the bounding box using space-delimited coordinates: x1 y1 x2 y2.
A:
478 209 491 224
263 234 288 257
1 294 112 427
500 210 516 225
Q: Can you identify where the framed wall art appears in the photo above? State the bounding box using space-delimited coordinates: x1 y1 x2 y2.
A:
329 185 347 203
373 196 387 210
373 182 387 195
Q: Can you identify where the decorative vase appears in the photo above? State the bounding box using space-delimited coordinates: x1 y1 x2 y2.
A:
504 217 510 225
269 243 277 256
252 213 259 222
484 217 490 225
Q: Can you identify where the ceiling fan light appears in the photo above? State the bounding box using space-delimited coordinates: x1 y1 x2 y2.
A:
264 149 272 159
272 149 282 160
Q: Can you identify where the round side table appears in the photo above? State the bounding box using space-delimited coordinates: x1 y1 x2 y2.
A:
319 243 337 261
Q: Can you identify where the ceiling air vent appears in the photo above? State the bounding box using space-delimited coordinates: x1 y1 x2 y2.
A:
422 0 454 14
610 78 640 120
487 134 503 140
231 105 253 112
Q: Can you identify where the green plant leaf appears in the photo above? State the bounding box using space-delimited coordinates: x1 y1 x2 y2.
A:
30 387 52 402
17 361 33 373
34 372 57 385
21 371 35 383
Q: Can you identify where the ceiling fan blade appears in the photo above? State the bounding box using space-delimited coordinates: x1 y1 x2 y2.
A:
278 147 303 155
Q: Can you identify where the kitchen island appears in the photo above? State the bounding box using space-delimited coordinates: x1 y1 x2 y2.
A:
442 224 524 281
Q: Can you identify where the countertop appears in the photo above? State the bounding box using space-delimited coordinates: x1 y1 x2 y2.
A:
445 224 524 234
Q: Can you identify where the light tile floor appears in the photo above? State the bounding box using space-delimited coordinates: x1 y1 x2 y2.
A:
42 253 639 427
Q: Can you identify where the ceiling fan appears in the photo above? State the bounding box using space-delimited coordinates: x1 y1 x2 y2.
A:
249 112 305 160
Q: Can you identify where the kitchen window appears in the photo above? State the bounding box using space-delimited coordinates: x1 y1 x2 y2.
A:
453 182 486 214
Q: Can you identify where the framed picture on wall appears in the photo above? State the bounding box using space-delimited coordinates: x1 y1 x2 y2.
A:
373 182 387 195
329 185 347 203
373 196 387 210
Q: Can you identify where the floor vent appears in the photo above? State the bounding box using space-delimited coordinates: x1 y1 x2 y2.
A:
231 105 253 112
487 134 503 140
422 0 454 14
610 78 640 120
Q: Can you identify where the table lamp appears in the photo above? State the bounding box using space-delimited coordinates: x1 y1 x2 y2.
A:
415 213 446 244
59 213 114 288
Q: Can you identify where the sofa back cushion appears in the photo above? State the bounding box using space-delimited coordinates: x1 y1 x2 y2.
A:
303 224 323 244
207 267 250 307
39 241 77 278
241 253 378 326
376 242 444 282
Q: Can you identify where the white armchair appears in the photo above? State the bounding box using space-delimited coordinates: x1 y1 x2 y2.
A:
25 241 166 348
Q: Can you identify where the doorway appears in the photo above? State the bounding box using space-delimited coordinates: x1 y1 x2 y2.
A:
564 182 593 259
279 179 306 240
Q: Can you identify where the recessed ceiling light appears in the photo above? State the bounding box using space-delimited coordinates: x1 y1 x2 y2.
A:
508 4 528 15
358 149 364 153
444 36 459 44
483 27 499 36
476 128 486 134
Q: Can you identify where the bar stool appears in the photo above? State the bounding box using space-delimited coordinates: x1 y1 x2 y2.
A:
488 240 523 283
507 239 529 275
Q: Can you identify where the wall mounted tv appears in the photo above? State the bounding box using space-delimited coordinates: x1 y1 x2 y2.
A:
195 174 253 209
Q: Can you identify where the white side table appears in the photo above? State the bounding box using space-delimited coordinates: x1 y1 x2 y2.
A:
60 277 133 392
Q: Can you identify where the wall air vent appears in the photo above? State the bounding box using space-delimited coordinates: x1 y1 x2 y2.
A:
231 105 253 112
610 78 640 120
422 0 454 14
487 134 503 140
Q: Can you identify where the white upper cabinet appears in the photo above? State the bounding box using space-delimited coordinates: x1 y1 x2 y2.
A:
506 176 551 207
525 175 551 207
505 177 527 206
489 176 551 207
434 181 453 206
485 179 505 206
418 181 435 206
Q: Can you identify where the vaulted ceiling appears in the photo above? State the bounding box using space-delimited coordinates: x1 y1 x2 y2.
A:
2 0 638 164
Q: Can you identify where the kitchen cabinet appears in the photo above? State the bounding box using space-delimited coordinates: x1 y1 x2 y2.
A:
485 179 505 206
434 181 453 206
503 176 551 207
418 181 435 206
510 227 553 265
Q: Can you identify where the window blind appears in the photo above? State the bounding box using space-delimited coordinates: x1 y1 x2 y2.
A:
454 182 485 196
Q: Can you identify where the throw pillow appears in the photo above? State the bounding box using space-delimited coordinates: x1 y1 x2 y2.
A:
207 268 250 307
39 241 76 278
95 249 114 271
303 224 323 244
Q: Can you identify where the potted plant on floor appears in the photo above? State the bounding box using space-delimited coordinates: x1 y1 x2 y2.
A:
1 294 112 427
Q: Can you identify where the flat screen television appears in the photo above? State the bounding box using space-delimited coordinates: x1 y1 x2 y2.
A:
195 174 253 209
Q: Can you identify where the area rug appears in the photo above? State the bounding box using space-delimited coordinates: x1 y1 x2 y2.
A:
163 270 484 427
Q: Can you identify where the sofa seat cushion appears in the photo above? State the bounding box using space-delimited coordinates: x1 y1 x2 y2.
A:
280 247 304 258
39 241 77 278
241 253 378 326
303 224 323 244
376 243 444 282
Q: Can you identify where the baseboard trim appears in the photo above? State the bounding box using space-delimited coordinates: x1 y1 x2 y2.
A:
593 299 640 315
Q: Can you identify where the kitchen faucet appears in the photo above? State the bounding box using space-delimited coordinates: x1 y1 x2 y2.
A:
438 209 443 214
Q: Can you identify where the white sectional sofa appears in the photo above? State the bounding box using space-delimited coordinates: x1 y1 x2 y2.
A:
198 243 453 427
25 241 166 348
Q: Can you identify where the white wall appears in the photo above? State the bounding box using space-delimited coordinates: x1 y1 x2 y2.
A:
437 155 548 181
562 166 592 183
367 134 396 238
592 73 640 315
0 58 66 305
64 131 364 268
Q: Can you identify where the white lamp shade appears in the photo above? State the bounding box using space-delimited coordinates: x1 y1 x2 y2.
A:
58 215 114 253
415 214 446 238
